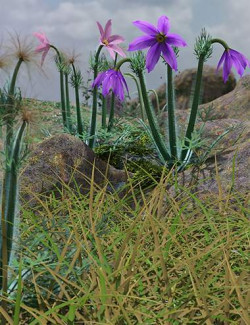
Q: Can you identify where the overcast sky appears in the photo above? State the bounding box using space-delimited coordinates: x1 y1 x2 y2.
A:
0 0 249 101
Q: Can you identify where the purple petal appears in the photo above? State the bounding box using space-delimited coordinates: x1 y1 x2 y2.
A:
96 22 104 37
119 71 129 96
128 35 156 51
216 51 226 72
102 70 114 96
103 19 112 39
223 51 232 83
92 71 106 88
108 34 125 44
157 16 170 35
146 42 162 72
108 44 126 58
162 43 177 71
229 49 248 70
166 33 187 47
133 20 158 35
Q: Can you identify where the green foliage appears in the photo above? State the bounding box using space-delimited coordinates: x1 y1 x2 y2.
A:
194 28 213 61
4 172 249 324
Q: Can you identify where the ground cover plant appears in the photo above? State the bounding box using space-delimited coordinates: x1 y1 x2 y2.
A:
0 14 249 324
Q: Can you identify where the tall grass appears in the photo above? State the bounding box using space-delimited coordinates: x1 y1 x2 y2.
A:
1 168 249 324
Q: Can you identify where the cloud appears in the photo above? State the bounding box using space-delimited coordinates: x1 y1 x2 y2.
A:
0 0 249 100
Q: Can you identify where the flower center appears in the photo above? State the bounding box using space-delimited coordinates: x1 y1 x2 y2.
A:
156 33 166 43
102 39 109 46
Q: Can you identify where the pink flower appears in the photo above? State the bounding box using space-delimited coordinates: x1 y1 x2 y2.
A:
97 19 126 60
33 32 50 66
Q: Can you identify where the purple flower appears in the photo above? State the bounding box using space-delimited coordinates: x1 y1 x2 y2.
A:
92 69 129 101
217 48 250 83
97 19 126 60
128 15 187 72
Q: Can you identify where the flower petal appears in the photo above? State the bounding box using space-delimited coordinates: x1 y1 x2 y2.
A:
216 50 226 72
166 33 187 47
96 21 104 37
133 20 158 35
162 43 178 71
223 51 232 82
92 71 106 88
108 34 125 44
157 16 170 35
146 42 162 72
106 46 116 60
33 32 49 44
229 49 248 70
108 44 126 58
128 35 156 51
103 19 112 39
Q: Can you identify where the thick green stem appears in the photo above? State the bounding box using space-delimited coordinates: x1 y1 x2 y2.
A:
181 55 205 161
1 120 27 292
138 70 171 162
167 65 178 160
101 95 107 129
211 38 229 50
5 58 23 156
89 45 103 149
107 54 118 132
50 45 66 128
72 64 84 137
64 73 72 132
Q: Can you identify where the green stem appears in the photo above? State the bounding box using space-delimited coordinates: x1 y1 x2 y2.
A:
6 58 23 156
101 95 107 129
64 73 72 132
167 64 178 160
89 45 103 149
107 53 118 132
72 64 84 137
1 120 27 292
50 45 66 128
181 55 205 162
138 70 171 162
211 38 229 50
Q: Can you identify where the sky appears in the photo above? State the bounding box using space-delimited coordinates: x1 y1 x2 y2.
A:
0 0 249 101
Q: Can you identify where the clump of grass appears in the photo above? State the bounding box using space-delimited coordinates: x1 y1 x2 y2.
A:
1 169 249 324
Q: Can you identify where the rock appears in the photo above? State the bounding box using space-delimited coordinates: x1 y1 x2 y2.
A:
198 75 250 121
150 65 236 110
171 119 250 196
20 134 129 206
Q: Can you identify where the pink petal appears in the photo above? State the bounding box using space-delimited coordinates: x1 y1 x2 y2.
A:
162 43 177 71
128 35 156 51
97 21 104 37
33 32 49 44
108 34 125 44
146 42 162 72
157 16 170 35
133 20 158 36
166 33 187 47
106 46 116 60
109 44 126 58
41 48 49 66
103 19 112 39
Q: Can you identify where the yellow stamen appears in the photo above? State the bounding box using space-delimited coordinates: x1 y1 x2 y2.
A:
103 39 109 46
156 33 166 43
